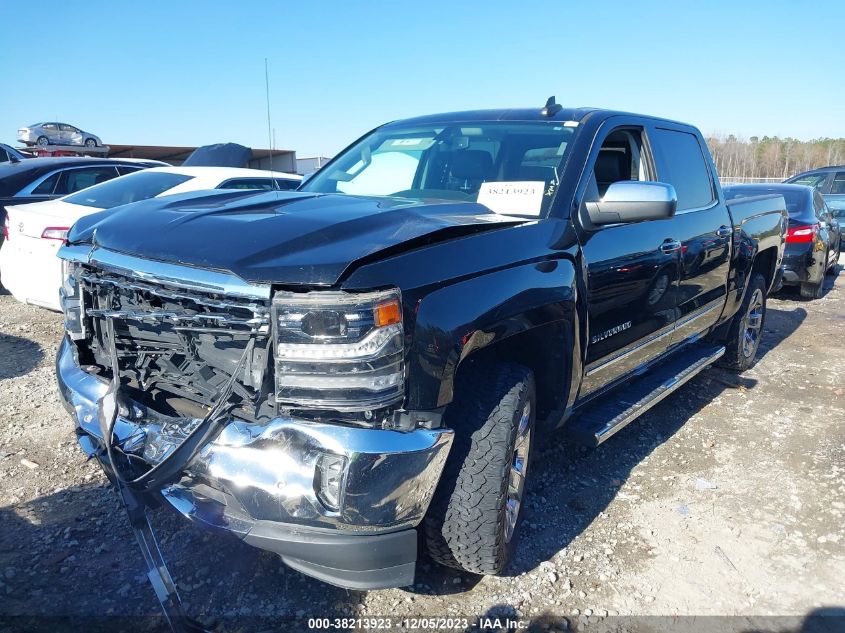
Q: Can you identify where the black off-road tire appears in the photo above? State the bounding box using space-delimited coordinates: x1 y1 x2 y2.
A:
424 362 535 575
800 280 823 300
718 272 767 372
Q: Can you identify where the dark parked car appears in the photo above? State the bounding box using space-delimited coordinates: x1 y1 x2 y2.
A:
785 166 845 234
827 197 845 234
54 103 787 624
725 184 841 299
785 165 845 195
0 143 30 164
0 157 161 252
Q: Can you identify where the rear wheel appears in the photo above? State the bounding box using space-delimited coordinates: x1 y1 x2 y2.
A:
425 362 535 575
800 280 823 299
36 136 49 147
718 272 766 372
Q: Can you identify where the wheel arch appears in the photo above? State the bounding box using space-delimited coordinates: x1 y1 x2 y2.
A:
752 246 779 293
406 259 580 423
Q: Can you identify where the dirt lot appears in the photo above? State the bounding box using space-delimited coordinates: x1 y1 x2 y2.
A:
0 267 843 633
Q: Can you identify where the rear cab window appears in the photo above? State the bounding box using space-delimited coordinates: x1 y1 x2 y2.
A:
650 127 715 211
830 172 845 195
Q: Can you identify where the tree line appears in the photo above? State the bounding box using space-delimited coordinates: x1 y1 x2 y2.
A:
704 135 845 182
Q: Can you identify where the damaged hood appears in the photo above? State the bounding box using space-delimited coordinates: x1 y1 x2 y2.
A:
67 189 523 286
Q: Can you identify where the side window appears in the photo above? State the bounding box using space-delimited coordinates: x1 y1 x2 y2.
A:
60 124 77 132
829 199 845 220
274 178 301 191
0 149 8 162
831 172 845 195
117 166 143 176
43 123 58 132
790 173 828 189
652 128 715 211
586 128 649 200
31 172 61 195
54 167 118 195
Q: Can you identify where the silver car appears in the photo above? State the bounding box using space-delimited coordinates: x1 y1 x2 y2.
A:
17 122 103 148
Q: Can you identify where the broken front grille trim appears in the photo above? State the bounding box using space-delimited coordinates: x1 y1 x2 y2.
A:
57 244 272 301
80 272 271 336
63 251 275 413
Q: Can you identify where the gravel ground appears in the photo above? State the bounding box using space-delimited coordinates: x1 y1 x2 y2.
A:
0 265 843 633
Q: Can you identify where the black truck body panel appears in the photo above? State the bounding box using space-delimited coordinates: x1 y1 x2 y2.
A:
63 107 787 420
56 106 788 591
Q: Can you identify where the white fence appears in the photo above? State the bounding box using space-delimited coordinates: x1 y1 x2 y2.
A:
718 176 784 185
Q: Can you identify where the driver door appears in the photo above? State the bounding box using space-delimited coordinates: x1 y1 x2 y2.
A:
575 123 681 397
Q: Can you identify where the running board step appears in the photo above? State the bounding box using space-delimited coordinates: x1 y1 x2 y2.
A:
568 343 725 447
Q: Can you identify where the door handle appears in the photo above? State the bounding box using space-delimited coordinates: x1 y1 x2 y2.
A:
716 225 733 238
660 239 682 254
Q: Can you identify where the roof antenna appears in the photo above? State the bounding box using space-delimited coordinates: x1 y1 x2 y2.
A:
264 57 276 179
541 96 562 117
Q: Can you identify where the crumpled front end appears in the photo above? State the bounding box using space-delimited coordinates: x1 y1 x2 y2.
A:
55 245 453 589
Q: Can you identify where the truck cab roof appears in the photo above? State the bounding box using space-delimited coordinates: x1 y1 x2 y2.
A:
387 106 694 129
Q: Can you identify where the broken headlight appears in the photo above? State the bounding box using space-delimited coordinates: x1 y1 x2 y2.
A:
60 259 86 340
272 289 404 412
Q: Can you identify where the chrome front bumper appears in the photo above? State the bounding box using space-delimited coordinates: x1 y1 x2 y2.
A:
56 337 454 588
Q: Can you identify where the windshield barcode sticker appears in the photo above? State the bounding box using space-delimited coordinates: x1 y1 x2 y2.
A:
477 181 545 217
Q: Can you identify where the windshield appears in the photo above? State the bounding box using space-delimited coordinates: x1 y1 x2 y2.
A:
63 171 193 209
301 121 577 217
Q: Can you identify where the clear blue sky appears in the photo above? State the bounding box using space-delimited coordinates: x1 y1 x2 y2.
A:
1 1 843 157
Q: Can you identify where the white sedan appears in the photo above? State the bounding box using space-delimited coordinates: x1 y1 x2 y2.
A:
0 166 302 311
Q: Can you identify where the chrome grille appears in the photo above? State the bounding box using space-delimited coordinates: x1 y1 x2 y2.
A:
80 269 271 336
78 265 272 407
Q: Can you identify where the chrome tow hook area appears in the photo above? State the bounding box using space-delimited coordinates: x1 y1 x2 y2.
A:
116 482 210 633
98 318 257 633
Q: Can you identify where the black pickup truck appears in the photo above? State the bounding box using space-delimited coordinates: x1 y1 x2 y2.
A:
55 102 787 601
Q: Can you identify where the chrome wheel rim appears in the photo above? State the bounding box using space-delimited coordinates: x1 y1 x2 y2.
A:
505 400 531 543
742 288 764 358
85 139 96 147
37 137 48 147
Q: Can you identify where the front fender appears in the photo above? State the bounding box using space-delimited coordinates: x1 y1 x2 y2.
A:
406 259 577 410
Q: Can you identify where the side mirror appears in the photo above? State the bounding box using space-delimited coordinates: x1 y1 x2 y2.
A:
585 181 677 225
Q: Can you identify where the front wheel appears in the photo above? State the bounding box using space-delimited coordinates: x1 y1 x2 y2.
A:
718 272 767 372
84 138 97 148
424 362 535 575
